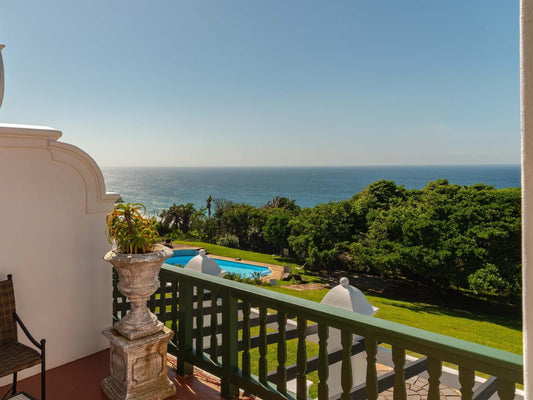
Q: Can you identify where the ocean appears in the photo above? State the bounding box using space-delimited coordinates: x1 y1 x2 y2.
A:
101 165 521 214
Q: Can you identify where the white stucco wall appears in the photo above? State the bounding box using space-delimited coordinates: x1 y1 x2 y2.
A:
0 123 119 385
522 1 532 398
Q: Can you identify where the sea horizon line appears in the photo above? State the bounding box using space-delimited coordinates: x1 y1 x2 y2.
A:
101 164 521 169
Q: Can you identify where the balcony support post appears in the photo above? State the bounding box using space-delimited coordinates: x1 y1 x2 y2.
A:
522 1 533 398
221 290 239 398
178 281 193 375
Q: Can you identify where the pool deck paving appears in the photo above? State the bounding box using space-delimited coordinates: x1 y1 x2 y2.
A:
376 364 461 400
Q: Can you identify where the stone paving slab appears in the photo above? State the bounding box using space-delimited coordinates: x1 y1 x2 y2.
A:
377 365 461 400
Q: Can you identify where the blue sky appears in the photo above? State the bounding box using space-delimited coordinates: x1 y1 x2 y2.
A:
0 1 519 167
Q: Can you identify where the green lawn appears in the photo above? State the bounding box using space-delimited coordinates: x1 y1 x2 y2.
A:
175 239 522 355
174 240 299 266
267 286 522 355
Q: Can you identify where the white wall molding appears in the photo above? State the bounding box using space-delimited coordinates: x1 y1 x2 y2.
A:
49 142 119 213
0 123 119 213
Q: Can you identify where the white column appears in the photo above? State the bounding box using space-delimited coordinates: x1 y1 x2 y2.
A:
0 44 5 109
521 0 533 397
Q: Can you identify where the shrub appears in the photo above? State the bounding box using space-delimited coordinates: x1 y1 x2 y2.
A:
223 272 242 281
468 264 511 296
249 271 267 285
222 271 266 285
216 234 240 248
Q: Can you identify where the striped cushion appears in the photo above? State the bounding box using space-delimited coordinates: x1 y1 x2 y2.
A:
0 342 41 377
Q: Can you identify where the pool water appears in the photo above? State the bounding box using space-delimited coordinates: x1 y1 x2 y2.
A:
165 249 270 278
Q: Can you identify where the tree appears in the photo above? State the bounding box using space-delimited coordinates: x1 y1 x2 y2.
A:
355 180 407 209
160 203 196 234
349 180 521 293
206 195 213 217
263 196 300 213
288 199 368 270
215 204 269 251
263 211 291 254
213 198 234 217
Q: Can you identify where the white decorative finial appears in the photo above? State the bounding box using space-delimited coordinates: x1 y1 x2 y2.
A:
0 44 4 110
340 277 349 287
199 249 206 257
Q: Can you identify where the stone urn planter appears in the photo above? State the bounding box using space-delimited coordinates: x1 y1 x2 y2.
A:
105 244 173 340
103 203 176 400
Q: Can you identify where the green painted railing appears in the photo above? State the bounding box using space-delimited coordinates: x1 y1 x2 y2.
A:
112 265 523 400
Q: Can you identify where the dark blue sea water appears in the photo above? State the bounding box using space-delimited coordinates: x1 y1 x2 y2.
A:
101 165 521 214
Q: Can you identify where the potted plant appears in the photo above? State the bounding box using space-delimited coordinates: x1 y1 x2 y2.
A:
104 202 173 340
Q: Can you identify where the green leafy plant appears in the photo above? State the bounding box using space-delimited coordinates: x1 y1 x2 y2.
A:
223 271 267 285
249 271 267 285
106 203 160 254
223 272 242 281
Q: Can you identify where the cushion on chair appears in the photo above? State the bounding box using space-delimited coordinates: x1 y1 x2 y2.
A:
0 342 41 377
0 278 17 345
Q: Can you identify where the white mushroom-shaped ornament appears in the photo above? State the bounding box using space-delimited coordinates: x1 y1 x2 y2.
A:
184 249 226 277
321 277 379 316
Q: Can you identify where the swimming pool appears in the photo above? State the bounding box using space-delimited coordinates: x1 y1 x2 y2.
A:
165 249 270 278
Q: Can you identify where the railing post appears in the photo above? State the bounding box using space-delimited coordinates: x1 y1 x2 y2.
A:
459 366 475 400
259 306 268 384
209 290 219 362
170 280 178 351
221 289 239 399
497 378 516 400
112 270 118 321
242 300 251 378
392 347 407 400
297 317 308 400
427 357 442 400
196 285 204 355
365 338 378 400
277 311 288 394
341 330 353 400
317 323 329 400
178 280 194 375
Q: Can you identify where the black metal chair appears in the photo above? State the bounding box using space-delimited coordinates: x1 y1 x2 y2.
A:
0 274 46 400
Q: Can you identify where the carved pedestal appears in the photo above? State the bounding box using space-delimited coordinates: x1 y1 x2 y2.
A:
102 327 176 400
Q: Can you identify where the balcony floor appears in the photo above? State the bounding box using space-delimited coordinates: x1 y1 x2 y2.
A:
0 349 236 400
0 349 464 400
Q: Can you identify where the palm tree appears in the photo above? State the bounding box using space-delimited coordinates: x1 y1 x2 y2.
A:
160 203 196 233
206 195 213 217
177 203 195 233
160 204 181 231
263 196 298 211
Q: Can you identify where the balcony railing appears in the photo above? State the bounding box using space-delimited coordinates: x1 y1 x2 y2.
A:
112 264 523 400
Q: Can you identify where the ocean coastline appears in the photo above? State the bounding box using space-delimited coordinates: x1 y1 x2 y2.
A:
101 165 521 214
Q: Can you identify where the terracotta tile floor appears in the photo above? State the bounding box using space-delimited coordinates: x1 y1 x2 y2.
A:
0 350 228 400
0 350 464 400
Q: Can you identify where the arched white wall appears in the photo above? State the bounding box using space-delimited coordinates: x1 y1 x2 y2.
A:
0 123 119 385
